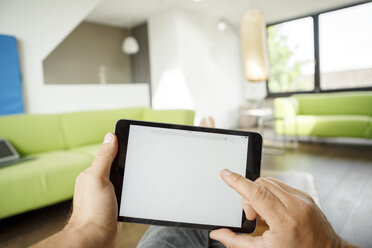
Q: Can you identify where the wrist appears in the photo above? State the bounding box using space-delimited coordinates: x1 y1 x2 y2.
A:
30 221 104 248
63 221 102 248
62 223 96 248
64 219 117 248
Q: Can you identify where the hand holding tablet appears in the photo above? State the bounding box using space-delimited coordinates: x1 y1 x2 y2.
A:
110 120 262 233
35 129 349 248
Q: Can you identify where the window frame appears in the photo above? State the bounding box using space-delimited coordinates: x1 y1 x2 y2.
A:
266 0 372 98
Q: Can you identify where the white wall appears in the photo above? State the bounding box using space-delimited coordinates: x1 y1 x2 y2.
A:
149 8 246 128
147 10 194 110
0 0 150 114
30 84 149 114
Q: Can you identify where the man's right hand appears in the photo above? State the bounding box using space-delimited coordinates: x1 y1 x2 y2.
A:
210 169 356 248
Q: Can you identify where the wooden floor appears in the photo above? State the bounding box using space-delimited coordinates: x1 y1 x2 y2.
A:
263 142 372 248
0 201 149 248
1 142 371 247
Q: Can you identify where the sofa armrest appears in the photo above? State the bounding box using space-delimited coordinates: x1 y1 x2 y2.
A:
274 97 299 118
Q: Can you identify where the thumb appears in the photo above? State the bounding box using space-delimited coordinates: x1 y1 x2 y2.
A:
90 132 118 178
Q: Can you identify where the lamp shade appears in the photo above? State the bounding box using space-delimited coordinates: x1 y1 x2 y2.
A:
217 19 227 31
122 36 139 54
241 10 270 82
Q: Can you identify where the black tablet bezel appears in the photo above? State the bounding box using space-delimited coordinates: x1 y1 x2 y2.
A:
110 119 262 234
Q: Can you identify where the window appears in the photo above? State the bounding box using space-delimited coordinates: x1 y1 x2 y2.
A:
267 2 372 96
267 17 315 93
319 3 372 90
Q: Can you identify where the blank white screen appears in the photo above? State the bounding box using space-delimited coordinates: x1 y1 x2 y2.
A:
119 125 248 227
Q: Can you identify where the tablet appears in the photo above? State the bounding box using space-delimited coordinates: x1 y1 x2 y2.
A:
110 120 262 233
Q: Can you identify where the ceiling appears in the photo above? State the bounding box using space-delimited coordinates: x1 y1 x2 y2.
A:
86 0 365 27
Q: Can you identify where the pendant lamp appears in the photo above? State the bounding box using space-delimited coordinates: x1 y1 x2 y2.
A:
122 27 139 55
241 10 270 82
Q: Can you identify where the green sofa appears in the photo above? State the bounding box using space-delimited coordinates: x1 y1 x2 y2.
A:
274 92 372 138
0 107 195 219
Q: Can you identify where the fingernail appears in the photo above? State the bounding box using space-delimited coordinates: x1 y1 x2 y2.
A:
222 169 232 176
103 132 114 144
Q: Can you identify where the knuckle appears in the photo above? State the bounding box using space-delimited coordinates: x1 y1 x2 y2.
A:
299 200 315 218
303 193 316 205
97 147 110 157
234 174 247 187
251 184 268 201
97 146 115 158
255 177 266 185
265 176 276 181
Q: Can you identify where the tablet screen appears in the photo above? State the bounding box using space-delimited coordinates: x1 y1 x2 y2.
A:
119 124 249 228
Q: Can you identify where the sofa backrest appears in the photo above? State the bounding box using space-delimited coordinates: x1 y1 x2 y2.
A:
60 107 147 149
0 114 65 155
295 92 372 116
0 108 196 154
143 109 195 125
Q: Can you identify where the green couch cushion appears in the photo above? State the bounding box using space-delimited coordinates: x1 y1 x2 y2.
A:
275 115 370 138
60 107 147 149
0 114 65 156
73 143 101 158
295 92 372 116
143 109 195 125
0 150 92 219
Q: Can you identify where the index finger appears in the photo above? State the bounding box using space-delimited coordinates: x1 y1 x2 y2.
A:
221 169 285 225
